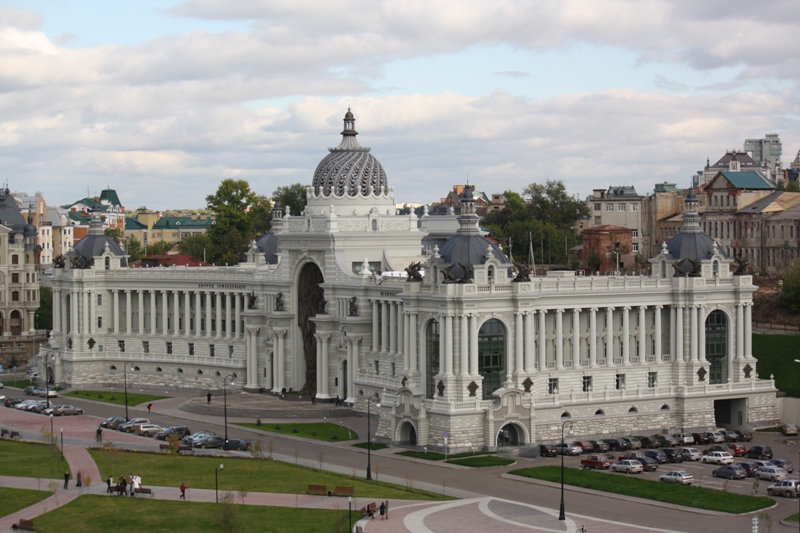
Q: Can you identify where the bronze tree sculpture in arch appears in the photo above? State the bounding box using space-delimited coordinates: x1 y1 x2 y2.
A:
298 262 325 396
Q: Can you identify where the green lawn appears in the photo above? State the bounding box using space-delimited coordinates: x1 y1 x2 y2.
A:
89 449 449 501
235 422 358 442
396 450 495 461
32 495 358 533
351 442 388 450
446 456 515 467
787 513 799 522
510 467 773 513
0 487 50 518
66 390 170 407
0 440 69 480
753 334 800 393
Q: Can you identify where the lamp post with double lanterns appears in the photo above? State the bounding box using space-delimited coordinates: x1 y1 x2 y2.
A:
222 374 235 450
559 420 574 521
366 392 380 480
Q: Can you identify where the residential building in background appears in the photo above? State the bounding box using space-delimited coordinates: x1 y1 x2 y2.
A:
703 151 772 185
149 214 214 245
579 224 634 272
744 133 782 175
586 186 643 255
62 188 126 233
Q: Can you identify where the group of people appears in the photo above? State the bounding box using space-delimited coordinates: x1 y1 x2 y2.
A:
106 474 143 496
367 500 390 520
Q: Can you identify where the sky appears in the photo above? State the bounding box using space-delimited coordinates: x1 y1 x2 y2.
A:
0 0 798 211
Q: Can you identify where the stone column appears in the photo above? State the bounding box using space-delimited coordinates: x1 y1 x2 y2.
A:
654 306 662 362
572 308 581 369
53 289 61 334
112 290 119 333
234 293 241 339
150 290 156 335
389 301 397 355
736 304 744 361
195 292 202 335
82 290 89 334
184 292 191 336
125 290 132 334
622 307 630 366
275 330 286 391
172 291 180 335
372 300 379 353
315 334 322 395
70 290 78 335
460 314 469 377
398 303 404 355
470 314 479 376
225 293 232 339
669 306 676 361
320 334 331 396
138 291 144 335
524 312 534 373
446 315 455 376
606 307 615 366
205 292 212 338
246 328 258 389
409 313 418 373
676 306 685 362
589 308 598 368
698 306 706 362
638 306 646 362
555 309 564 369
403 312 410 369
216 292 222 338
690 306 698 362
537 310 547 371
515 312 524 376
744 304 753 359
347 337 360 401
381 301 389 353
161 290 168 335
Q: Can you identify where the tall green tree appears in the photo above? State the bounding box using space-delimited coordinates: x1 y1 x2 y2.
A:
523 179 591 231
124 235 144 262
104 228 123 244
35 287 52 330
177 234 214 262
251 195 273 236
272 183 307 217
206 179 260 265
145 240 174 256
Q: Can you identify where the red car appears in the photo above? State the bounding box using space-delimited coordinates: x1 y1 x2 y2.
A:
728 443 747 456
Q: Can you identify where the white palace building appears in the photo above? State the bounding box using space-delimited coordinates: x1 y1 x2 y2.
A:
44 111 777 451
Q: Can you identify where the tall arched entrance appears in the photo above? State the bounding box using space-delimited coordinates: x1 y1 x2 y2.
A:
497 423 520 447
479 319 506 399
341 360 348 400
297 262 325 395
706 310 728 385
398 421 417 445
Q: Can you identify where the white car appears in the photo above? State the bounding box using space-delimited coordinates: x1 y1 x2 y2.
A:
680 448 702 461
660 470 694 485
708 431 726 443
135 424 163 437
39 390 58 398
612 460 644 474
758 467 789 482
702 451 733 465
15 400 38 410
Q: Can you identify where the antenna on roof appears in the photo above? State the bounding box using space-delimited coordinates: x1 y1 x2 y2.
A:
466 173 469 186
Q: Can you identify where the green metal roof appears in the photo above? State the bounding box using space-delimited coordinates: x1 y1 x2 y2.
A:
125 217 147 230
152 216 214 230
719 171 774 190
61 198 110 211
100 188 122 207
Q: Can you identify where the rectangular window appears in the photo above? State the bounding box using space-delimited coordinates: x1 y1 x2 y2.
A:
97 317 103 329
615 373 626 390
166 342 173 355
143 341 149 354
209 344 215 357
188 343 195 356
97 294 102 306
118 340 125 352
375 360 380 374
631 204 638 212
352 261 382 274
11 273 19 283
11 255 18 265
12 291 19 302
618 204 626 211
648 371 658 388
632 243 639 252
594 203 601 211
582 376 592 392
594 216 601 225
606 204 614 212
228 345 234 357
631 230 638 238
548 378 559 395
391 362 396 378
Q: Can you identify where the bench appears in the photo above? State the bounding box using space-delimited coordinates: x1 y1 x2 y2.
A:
134 487 153 498
178 445 193 454
306 484 326 495
11 518 38 531
1 429 9 437
360 502 377 518
333 486 354 497
109 484 126 495
9 431 20 439
356 527 364 533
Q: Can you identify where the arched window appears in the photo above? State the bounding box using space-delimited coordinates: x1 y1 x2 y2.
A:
479 319 506 399
712 261 719 277
177 368 184 373
595 409 605 416
371 219 378 231
661 404 670 411
561 411 571 419
197 369 203 375
425 320 440 399
628 406 638 413
156 367 162 372
661 261 666 278
487 266 495 283
105 257 110 270
706 310 728 384
133 366 140 372
110 365 117 371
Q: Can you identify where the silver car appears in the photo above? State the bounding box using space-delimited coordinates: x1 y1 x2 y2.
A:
660 470 694 485
767 479 800 497
758 467 789 482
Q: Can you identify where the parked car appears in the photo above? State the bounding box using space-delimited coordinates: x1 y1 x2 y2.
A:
603 439 631 452
100 416 126 429
678 448 702 461
735 430 754 442
658 435 681 447
706 431 725 443
538 444 558 457
659 470 694 485
155 426 192 441
29 401 48 413
38 390 58 398
4 397 24 408
118 418 150 432
782 424 798 436
621 438 642 450
581 455 615 469
772 459 794 473
737 462 760 477
661 448 685 463
767 479 800 497
722 430 740 443
574 441 595 453
702 451 734 465
639 437 664 449
183 431 217 446
106 417 128 430
135 424 164 437
691 433 711 446
746 446 773 460
15 400 38 410
588 441 610 453
53 405 84 416
612 460 644 474
42 404 62 416
703 445 732 455
224 439 250 451
193 435 225 449
758 466 789 482
672 433 694 444
727 443 747 456
712 465 747 480
555 442 583 456
23 386 39 396
644 450 668 464
633 456 659 471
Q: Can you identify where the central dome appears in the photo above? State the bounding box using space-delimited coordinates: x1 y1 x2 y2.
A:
312 110 388 198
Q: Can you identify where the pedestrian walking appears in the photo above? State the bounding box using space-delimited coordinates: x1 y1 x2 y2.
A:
96 427 103 442
207 392 212 404
385 500 389 519
311 394 317 405
147 403 153 413
119 475 127 496
334 395 341 407
106 476 112 493
379 501 386 520
76 471 82 488
179 482 186 500
63 472 70 489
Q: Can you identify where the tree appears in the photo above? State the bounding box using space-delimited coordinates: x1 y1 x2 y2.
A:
145 240 174 256
206 179 260 265
35 287 52 330
272 183 307 218
787 181 800 193
780 262 800 312
481 190 529 228
251 195 273 236
523 180 591 231
124 235 144 262
104 228 123 244
177 234 214 262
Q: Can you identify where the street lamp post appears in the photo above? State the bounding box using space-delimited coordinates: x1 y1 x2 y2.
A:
215 463 224 503
558 420 574 521
123 362 133 421
366 393 380 480
348 496 352 532
222 374 235 450
60 428 64 456
49 413 54 445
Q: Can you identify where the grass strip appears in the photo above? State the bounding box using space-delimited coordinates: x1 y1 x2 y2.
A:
752 334 800 392
32 494 358 533
66 390 170 407
396 450 496 461
235 422 358 442
351 442 388 450
509 466 773 513
446 456 515 467
0 440 69 480
0 487 51 518
88 448 449 501
786 513 799 522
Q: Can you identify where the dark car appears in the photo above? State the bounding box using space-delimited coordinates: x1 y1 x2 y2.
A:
537 444 558 457
574 441 595 453
633 456 659 471
661 448 685 463
224 439 250 451
703 445 731 455
639 437 664 449
193 435 225 449
737 462 760 477
771 459 794 473
155 426 192 441
722 430 740 443
183 431 217 446
735 430 754 442
713 465 747 480
691 433 711 445
4 397 24 408
588 440 610 453
23 386 40 396
746 446 773 460
603 439 631 452
644 450 668 464
657 435 680 447
100 416 126 429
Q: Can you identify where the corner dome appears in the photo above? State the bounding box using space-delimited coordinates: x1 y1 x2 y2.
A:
72 211 128 267
665 190 726 270
255 232 281 265
311 110 388 198
0 188 28 232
